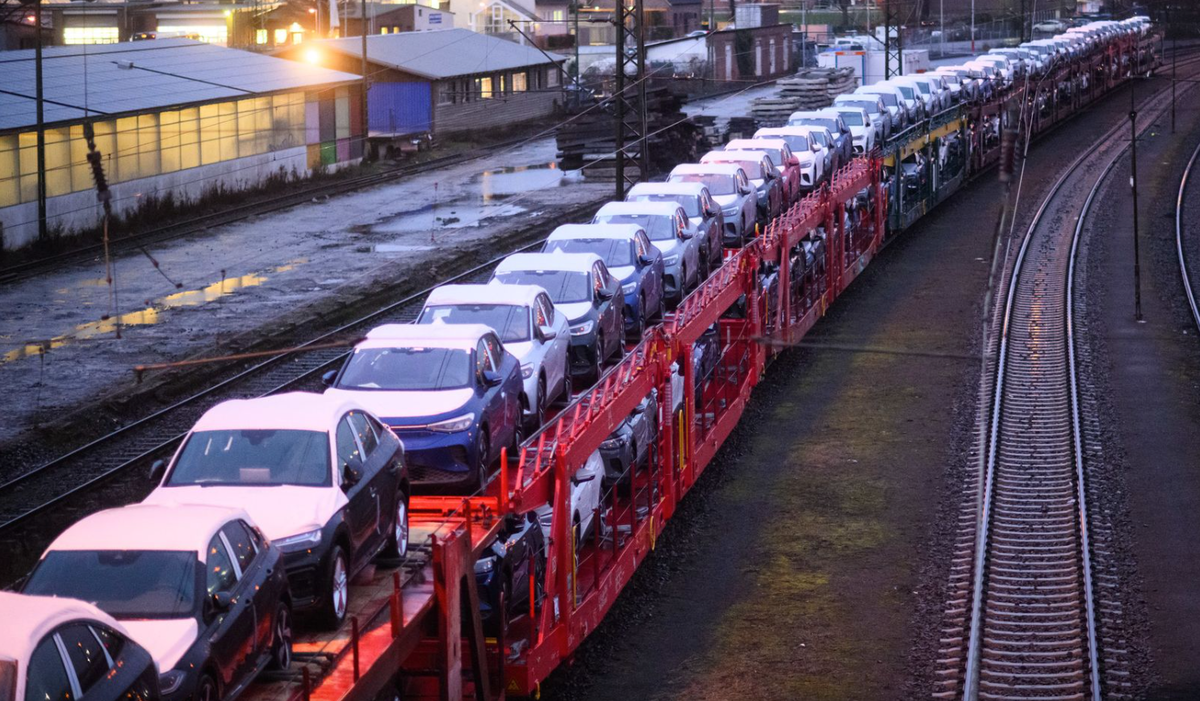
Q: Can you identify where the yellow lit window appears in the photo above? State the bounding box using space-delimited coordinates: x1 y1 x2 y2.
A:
512 71 527 92
0 135 20 207
381 27 389 34
179 108 200 169
478 77 493 99
275 28 288 44
199 103 221 165
218 102 237 161
138 113 160 177
160 110 181 173
256 29 267 44
63 27 119 45
115 116 139 181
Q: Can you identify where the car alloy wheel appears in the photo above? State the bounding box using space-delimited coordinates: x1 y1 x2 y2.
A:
394 498 409 559
318 546 350 629
591 333 604 383
195 675 218 701
476 431 490 494
269 604 293 670
561 371 572 405
629 295 645 342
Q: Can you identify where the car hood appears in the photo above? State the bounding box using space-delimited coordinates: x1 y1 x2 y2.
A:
650 238 683 257
144 484 347 540
608 265 636 283
750 178 765 189
121 619 198 672
711 193 740 208
324 387 474 422
849 125 869 138
557 301 595 324
505 340 534 363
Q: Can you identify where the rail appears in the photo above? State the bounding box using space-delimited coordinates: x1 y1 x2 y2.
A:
1175 140 1200 331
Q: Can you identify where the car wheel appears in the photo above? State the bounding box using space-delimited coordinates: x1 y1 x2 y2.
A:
629 295 645 342
590 334 604 384
476 430 490 493
383 493 409 561
561 372 573 405
534 376 547 429
194 674 218 701
318 545 350 629
511 418 524 456
268 603 293 670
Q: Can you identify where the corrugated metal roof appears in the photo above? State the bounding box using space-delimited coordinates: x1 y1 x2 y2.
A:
307 29 564 81
0 38 361 132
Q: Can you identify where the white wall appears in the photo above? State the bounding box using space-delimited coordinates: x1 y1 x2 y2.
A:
0 146 340 251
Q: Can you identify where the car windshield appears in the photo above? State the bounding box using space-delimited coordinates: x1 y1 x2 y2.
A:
772 134 810 152
809 131 829 146
594 213 675 242
670 173 735 195
795 117 837 132
867 91 899 107
839 111 865 126
24 551 197 619
544 237 633 266
418 304 529 343
713 159 761 178
493 270 591 303
914 82 932 94
628 193 701 217
168 429 332 486
841 100 877 113
896 85 916 99
337 347 472 391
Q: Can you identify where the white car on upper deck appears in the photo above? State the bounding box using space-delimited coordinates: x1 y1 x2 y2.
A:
418 283 570 430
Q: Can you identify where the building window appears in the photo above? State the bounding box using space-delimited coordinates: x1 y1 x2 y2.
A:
546 67 559 87
255 29 268 44
498 74 506 95
62 27 119 44
512 71 527 92
552 9 563 21
157 24 228 44
381 26 389 34
478 76 493 99
275 28 288 44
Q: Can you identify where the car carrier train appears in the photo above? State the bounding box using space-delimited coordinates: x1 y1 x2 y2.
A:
1 17 1162 701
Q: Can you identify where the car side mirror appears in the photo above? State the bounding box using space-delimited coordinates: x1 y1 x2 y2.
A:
571 473 596 484
597 287 615 301
322 370 337 387
482 370 504 388
811 144 821 152
639 253 655 266
342 459 363 489
788 156 800 167
538 325 557 341
679 229 694 240
211 591 234 613
149 458 167 483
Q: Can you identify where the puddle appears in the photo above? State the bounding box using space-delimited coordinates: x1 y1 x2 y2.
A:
372 202 527 233
2 259 306 365
478 163 569 201
370 244 436 253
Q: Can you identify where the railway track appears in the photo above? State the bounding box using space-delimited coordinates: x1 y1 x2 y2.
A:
0 239 547 535
1175 139 1200 332
0 136 530 285
936 65 1200 701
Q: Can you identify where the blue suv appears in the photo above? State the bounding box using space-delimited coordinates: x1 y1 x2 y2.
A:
324 323 523 494
542 223 664 341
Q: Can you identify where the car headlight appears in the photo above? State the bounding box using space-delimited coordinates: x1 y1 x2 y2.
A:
662 255 679 266
570 321 595 336
474 556 496 574
621 282 636 294
521 363 534 379
427 412 476 433
722 206 738 216
274 529 322 553
601 437 621 449
853 135 864 142
159 671 187 695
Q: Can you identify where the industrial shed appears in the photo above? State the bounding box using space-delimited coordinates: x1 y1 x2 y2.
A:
276 29 566 138
0 38 362 251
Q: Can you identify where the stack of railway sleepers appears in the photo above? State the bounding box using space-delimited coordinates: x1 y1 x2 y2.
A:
749 67 858 126
556 86 701 179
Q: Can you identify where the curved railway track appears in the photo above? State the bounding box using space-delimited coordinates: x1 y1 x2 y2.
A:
0 239 547 534
1174 139 1200 331
937 63 1200 701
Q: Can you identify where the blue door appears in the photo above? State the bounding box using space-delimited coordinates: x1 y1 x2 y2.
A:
367 82 433 136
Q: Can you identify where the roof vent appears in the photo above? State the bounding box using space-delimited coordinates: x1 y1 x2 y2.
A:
116 60 134 70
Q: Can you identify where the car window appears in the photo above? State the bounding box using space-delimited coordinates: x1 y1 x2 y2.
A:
365 414 389 445
348 411 379 455
23 551 198 620
206 534 238 595
476 340 493 375
89 626 125 665
417 304 530 343
484 334 504 369
336 418 362 469
633 234 647 258
221 521 257 575
532 295 549 327
57 625 109 694
25 636 73 701
677 212 689 232
168 429 331 488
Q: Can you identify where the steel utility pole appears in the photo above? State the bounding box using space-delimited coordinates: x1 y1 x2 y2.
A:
970 0 975 53
360 0 369 159
1130 98 1142 322
23 0 48 242
613 0 646 200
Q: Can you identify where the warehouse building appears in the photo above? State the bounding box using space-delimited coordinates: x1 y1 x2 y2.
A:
0 39 363 251
275 29 565 137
